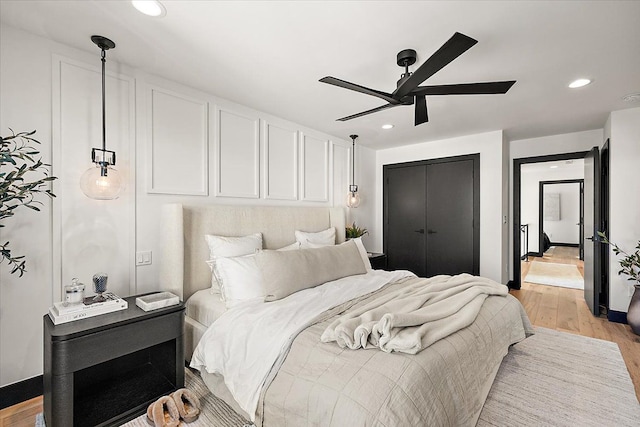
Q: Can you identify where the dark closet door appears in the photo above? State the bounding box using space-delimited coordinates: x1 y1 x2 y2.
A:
425 159 476 276
384 155 479 277
384 165 427 276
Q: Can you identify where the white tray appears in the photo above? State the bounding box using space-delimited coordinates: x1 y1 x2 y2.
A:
136 292 180 311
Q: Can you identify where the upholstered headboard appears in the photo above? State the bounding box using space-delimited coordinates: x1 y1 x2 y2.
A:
160 204 346 301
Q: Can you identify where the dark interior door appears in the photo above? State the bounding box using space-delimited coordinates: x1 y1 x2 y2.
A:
425 160 476 276
384 165 427 276
384 155 479 278
583 147 601 316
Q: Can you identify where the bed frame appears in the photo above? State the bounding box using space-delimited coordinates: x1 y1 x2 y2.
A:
159 203 346 359
160 203 346 301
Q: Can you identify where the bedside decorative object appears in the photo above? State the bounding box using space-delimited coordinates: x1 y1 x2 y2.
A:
346 222 368 239
92 272 109 302
49 292 127 325
136 292 180 311
63 278 85 306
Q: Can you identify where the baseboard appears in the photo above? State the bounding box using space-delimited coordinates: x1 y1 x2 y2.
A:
607 310 628 324
527 251 541 258
550 242 579 248
0 374 42 410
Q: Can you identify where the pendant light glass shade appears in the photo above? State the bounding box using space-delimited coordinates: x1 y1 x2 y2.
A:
80 164 123 200
346 134 360 208
347 185 361 208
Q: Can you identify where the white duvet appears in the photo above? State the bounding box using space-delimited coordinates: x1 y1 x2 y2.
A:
190 269 414 421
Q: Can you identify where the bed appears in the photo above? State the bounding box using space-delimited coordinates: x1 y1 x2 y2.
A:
160 203 533 426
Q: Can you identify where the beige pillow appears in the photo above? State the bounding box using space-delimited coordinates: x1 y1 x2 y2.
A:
255 240 367 301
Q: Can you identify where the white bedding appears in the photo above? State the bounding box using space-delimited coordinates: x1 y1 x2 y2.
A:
190 269 414 421
185 289 228 327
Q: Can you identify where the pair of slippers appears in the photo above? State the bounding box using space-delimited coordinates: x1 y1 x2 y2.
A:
146 388 201 427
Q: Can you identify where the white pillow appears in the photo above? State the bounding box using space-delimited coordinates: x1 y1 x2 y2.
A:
205 233 263 293
295 227 336 248
214 254 264 308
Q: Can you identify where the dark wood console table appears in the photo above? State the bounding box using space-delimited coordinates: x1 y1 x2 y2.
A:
43 295 184 426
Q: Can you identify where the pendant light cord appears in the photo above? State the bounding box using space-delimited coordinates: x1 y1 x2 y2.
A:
101 48 106 153
351 138 355 186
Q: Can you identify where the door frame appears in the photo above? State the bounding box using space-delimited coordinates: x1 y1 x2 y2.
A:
383 153 480 275
538 179 584 256
512 151 589 289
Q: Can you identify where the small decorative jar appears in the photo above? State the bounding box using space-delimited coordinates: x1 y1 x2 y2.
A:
64 278 85 306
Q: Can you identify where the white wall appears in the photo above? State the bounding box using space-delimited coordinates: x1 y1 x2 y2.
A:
0 25 352 387
508 129 603 280
543 182 580 245
347 144 376 251
374 131 508 283
520 164 583 252
607 107 640 313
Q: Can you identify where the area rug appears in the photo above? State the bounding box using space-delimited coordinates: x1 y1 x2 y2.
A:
118 328 639 427
524 261 584 289
35 328 638 427
478 327 640 426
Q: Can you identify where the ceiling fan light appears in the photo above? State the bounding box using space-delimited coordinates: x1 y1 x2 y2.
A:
132 0 166 17
568 78 591 89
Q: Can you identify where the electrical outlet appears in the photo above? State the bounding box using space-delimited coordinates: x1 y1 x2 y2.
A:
136 251 152 266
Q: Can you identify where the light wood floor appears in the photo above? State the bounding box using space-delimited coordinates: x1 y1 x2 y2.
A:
515 246 640 401
2 251 639 424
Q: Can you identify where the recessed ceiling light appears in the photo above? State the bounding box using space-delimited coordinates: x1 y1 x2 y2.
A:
381 124 394 130
568 78 591 89
622 92 640 103
550 165 559 169
132 0 166 17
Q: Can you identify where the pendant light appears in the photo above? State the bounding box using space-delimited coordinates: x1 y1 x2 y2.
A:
347 134 361 208
80 35 123 200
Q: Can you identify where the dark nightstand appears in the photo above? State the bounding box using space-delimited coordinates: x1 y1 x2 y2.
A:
368 252 387 270
43 294 185 427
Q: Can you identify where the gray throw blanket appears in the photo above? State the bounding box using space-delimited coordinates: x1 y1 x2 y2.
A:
321 273 508 354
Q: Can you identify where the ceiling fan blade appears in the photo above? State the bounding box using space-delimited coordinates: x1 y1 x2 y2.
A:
337 103 396 121
320 76 398 104
414 95 428 126
393 32 478 99
412 81 516 96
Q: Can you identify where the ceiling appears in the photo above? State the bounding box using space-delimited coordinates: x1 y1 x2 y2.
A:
1 1 639 149
521 159 584 174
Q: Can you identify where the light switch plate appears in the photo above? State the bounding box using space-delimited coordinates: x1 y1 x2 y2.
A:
136 251 152 266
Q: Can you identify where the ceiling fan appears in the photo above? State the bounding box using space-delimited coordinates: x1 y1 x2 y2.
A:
320 32 516 126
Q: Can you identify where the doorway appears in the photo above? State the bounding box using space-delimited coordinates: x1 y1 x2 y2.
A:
513 148 608 316
538 179 584 260
383 154 480 277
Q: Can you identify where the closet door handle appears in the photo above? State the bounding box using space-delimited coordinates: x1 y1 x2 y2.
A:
414 229 425 234
427 229 437 234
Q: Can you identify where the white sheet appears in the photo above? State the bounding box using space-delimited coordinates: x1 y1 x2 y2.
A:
190 269 414 421
185 289 228 327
